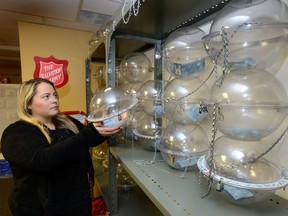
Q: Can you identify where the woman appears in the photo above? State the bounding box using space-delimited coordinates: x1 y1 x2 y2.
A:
1 78 122 216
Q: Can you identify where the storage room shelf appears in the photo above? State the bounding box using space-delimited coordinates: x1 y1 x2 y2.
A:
94 159 163 216
108 145 288 216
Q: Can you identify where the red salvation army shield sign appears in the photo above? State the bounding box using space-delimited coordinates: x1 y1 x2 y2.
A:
33 56 69 88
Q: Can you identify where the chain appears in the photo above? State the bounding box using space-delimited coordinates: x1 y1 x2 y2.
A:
165 67 214 103
198 171 213 198
164 25 244 105
122 0 144 24
208 104 219 177
132 0 143 16
205 23 255 87
251 126 288 162
207 125 288 182
132 146 163 165
221 26 230 81
199 103 219 198
199 105 288 195
162 67 213 125
212 59 221 86
216 125 288 171
132 149 189 179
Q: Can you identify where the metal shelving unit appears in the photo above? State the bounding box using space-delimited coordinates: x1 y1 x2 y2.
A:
89 0 288 215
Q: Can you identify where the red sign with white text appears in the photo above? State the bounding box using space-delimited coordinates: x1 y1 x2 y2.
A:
33 56 69 88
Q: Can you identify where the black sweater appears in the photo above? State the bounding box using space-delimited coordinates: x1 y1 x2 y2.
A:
1 119 106 216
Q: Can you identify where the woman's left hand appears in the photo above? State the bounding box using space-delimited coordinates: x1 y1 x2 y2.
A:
93 122 122 137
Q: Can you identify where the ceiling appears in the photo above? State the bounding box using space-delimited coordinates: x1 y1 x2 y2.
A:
0 0 123 67
4 0 288 68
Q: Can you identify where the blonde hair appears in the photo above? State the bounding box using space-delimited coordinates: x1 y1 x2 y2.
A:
17 78 79 143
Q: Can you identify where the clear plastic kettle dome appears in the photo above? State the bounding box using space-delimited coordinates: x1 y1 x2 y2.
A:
208 68 288 141
210 0 288 33
163 26 212 78
197 136 288 205
203 0 288 74
203 23 288 74
87 87 138 127
133 114 166 139
133 113 169 151
156 122 209 170
136 80 166 117
121 81 142 97
119 52 152 83
163 77 210 125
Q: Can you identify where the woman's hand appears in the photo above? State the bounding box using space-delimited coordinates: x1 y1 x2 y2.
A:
93 122 122 137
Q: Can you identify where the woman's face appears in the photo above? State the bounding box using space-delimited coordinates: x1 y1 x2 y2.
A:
28 82 59 123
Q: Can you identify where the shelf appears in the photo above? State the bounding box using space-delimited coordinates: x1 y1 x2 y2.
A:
107 0 232 59
94 159 163 216
115 0 231 40
109 145 288 216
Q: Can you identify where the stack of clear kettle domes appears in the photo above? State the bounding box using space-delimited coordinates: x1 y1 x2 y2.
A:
118 52 153 98
118 52 153 135
133 79 168 151
155 26 212 170
118 52 167 150
197 0 288 205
